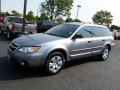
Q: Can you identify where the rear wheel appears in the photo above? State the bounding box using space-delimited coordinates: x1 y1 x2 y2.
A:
45 52 65 75
99 46 110 61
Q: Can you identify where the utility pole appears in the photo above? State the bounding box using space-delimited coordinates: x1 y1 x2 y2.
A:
22 0 27 33
76 5 81 20
0 0 1 13
37 7 40 20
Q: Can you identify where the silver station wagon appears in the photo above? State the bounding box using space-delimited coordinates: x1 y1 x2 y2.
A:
8 23 115 75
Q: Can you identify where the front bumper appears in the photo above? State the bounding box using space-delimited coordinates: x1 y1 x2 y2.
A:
8 47 46 67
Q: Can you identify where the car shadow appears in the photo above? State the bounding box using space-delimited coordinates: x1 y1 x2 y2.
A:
0 56 47 81
0 56 100 81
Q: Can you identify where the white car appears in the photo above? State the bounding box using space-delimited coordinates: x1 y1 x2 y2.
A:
112 29 120 39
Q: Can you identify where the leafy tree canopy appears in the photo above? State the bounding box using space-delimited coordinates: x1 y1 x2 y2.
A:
111 25 120 30
65 17 73 22
74 19 81 22
26 11 36 21
39 13 49 20
40 0 73 20
92 10 113 27
56 17 64 24
11 10 21 16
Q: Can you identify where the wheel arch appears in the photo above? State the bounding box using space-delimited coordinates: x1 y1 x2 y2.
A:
105 44 111 51
47 48 69 62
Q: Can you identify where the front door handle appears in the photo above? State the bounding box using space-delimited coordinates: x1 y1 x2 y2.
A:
88 41 92 43
102 40 105 41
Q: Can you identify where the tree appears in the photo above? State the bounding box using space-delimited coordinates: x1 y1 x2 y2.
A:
39 13 49 20
26 11 36 21
111 25 120 30
92 10 113 27
74 19 81 22
65 17 73 22
11 10 21 16
40 0 73 20
5 12 10 16
56 17 64 24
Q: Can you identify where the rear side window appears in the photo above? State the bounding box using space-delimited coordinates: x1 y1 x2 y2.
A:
89 26 111 37
100 28 111 36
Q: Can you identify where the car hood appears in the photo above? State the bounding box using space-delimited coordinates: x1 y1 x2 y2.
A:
12 33 63 46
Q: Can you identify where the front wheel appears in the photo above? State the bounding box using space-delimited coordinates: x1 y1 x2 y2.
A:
45 52 65 75
99 46 110 61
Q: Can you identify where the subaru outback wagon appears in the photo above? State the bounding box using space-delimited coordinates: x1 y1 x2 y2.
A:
8 23 115 75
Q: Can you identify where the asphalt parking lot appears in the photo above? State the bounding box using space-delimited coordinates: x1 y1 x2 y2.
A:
0 35 120 90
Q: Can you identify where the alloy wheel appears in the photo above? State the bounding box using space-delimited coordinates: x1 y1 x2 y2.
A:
48 56 63 73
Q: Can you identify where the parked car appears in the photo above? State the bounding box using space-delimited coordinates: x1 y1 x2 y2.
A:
0 13 6 24
8 23 115 75
0 12 10 31
1 16 36 39
37 20 57 33
112 29 120 39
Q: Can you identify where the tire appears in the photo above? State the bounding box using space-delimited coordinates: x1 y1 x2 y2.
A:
99 46 110 61
45 52 65 75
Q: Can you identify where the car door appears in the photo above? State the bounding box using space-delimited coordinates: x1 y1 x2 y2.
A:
70 26 93 59
90 26 105 55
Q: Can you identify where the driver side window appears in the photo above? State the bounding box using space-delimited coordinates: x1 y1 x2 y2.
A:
75 26 92 38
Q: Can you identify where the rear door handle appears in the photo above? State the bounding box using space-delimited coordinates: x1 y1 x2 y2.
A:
102 40 106 41
88 41 92 43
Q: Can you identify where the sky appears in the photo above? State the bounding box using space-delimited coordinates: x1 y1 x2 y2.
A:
1 0 120 25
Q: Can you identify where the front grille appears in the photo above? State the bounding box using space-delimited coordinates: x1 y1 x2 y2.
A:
9 43 19 51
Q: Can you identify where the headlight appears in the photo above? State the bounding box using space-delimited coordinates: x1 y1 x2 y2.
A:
18 47 40 53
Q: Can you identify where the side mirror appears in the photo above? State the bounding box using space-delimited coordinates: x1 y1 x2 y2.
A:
72 34 83 39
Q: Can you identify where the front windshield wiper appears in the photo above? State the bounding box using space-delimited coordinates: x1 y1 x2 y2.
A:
45 33 56 36
45 33 64 38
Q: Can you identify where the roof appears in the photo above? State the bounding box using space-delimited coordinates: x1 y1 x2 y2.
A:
6 16 23 18
65 22 107 28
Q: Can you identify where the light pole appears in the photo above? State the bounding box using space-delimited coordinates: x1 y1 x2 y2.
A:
37 6 40 20
0 0 1 13
22 0 27 33
76 5 81 20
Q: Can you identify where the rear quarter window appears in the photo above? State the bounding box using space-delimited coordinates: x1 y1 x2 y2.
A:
99 27 111 36
89 26 111 37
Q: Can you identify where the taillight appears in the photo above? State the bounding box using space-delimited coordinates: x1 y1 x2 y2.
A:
0 17 3 20
0 17 3 23
9 23 16 30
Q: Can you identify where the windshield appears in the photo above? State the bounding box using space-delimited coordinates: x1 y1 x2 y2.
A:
8 17 25 23
45 24 79 38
